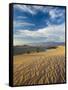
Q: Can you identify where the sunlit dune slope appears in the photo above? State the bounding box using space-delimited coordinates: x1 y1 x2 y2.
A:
13 46 66 86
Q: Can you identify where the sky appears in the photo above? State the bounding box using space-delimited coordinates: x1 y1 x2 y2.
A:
13 4 65 46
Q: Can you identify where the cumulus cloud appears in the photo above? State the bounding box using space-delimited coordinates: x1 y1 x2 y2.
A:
14 5 65 16
13 4 65 45
13 4 65 30
14 23 65 45
49 7 65 19
14 23 65 37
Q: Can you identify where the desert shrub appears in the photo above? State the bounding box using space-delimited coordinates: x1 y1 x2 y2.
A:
27 51 31 54
36 48 40 52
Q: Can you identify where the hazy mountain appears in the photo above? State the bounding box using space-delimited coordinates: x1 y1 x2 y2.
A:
13 42 65 55
27 42 65 47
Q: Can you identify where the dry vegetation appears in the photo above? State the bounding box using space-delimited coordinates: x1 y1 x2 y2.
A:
13 46 66 86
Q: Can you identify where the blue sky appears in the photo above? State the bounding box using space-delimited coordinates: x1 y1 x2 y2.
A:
13 4 65 46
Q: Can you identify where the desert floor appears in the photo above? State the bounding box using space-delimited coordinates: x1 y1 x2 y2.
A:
13 46 66 86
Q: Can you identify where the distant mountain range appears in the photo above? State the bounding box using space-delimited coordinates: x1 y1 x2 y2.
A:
13 42 65 55
27 42 65 47
14 42 65 47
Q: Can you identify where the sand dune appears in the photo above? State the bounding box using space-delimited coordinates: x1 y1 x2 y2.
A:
13 46 66 86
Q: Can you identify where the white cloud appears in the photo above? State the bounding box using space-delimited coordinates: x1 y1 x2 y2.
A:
16 16 27 19
14 4 65 19
14 38 30 46
49 8 65 19
14 5 55 15
16 23 65 37
14 5 37 15
13 21 35 28
14 23 65 45
49 9 57 18
13 4 65 45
